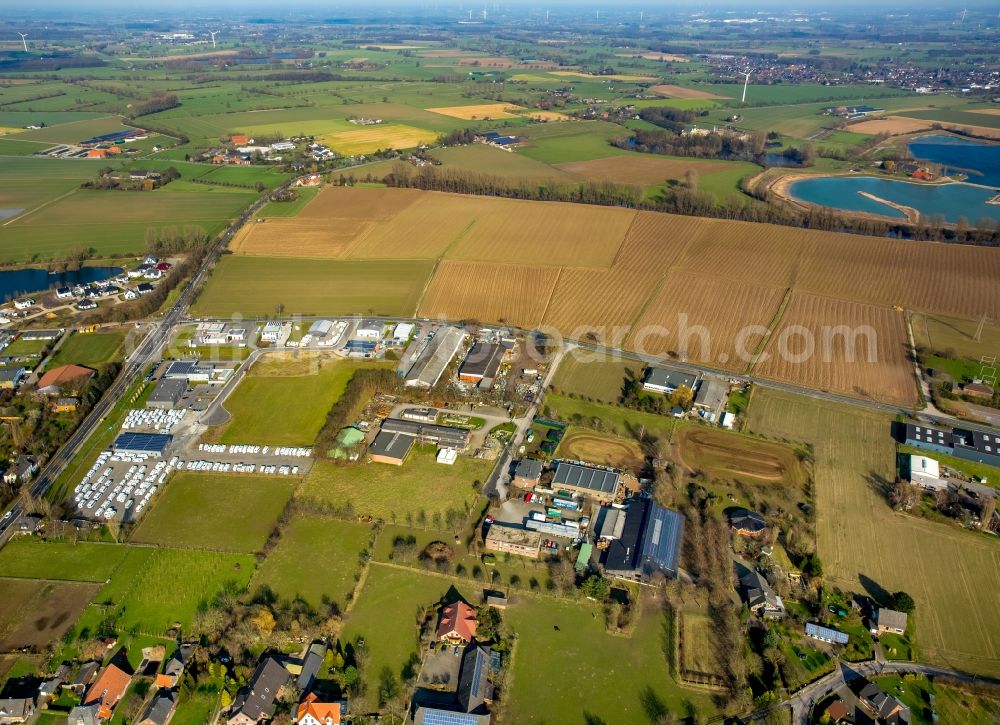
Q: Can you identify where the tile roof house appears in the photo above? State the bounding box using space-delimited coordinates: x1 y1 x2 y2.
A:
740 570 785 619
437 601 478 644
873 607 908 636
0 699 34 725
137 692 176 725
294 694 342 725
858 682 909 723
36 364 94 395
65 662 100 694
227 657 290 725
68 705 101 725
83 663 132 720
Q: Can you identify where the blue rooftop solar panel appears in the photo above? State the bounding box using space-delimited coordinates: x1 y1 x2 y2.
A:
419 710 480 725
113 432 171 454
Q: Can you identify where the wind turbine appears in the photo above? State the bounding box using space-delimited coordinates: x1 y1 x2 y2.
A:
959 8 967 22
545 9 549 23
740 69 752 104
18 33 28 52
209 31 218 48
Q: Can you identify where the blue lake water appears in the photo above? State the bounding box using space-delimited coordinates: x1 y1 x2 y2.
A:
0 266 122 302
789 176 1000 224
907 135 1000 189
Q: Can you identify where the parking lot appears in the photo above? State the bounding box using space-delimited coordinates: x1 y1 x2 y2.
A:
177 442 314 476
72 451 176 523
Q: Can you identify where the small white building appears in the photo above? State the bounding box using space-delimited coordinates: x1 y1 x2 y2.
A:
261 321 283 342
355 319 384 339
908 455 947 490
392 322 414 342
721 411 736 430
13 299 34 310
436 448 458 465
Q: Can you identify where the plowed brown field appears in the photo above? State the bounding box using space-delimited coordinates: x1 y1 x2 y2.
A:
418 260 560 329
754 292 917 405
627 270 786 371
557 156 733 186
612 211 702 273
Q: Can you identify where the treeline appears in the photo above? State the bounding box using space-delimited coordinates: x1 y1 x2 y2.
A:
615 128 768 162
638 106 698 132
314 368 403 458
378 163 644 207
144 224 209 256
128 91 180 118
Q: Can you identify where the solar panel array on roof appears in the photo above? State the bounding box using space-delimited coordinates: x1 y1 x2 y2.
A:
641 504 684 577
552 461 619 494
805 622 849 644
415 709 482 725
113 432 171 455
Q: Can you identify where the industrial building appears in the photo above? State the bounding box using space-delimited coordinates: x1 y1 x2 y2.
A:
400 407 438 424
260 321 283 342
550 460 622 502
354 319 384 339
113 432 172 457
602 497 684 583
903 422 1000 468
458 342 508 387
404 326 466 389
146 378 187 410
369 430 415 466
907 455 947 490
380 417 471 449
642 367 699 395
484 524 541 558
693 379 728 417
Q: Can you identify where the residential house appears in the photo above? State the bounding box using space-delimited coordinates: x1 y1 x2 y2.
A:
17 514 43 535
0 366 26 389
123 289 139 301
83 663 132 720
484 524 541 559
77 299 97 311
37 364 95 395
740 570 785 619
512 459 543 488
137 693 176 725
227 657 290 725
294 694 343 725
137 284 155 295
729 508 767 537
54 397 80 413
858 682 910 724
68 705 101 725
0 699 34 725
437 601 478 645
872 608 908 636
4 456 38 485
64 662 100 695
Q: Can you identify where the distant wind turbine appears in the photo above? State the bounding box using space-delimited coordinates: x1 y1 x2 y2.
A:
210 31 219 48
960 8 968 22
741 70 752 103
18 33 28 52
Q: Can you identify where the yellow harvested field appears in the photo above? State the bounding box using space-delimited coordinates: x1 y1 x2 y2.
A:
320 124 437 154
754 293 917 406
516 110 573 121
650 84 729 100
426 103 526 120
229 219 367 258
634 52 689 62
797 235 1000 320
550 71 656 82
612 211 702 274
541 266 662 343
557 155 733 187
345 193 496 259
971 108 1000 116
627 271 785 371
448 199 635 267
0 127 22 135
297 186 423 221
849 115 1000 139
418 260 559 330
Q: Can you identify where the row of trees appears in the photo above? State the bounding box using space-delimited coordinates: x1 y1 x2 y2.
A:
127 91 180 118
313 368 402 458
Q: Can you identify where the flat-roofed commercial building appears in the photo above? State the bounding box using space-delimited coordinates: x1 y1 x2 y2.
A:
551 460 621 502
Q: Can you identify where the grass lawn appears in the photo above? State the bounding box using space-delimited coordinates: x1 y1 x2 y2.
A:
130 473 296 553
550 351 637 404
2 338 52 356
340 564 456 687
191 256 434 317
505 596 715 723
217 356 387 446
0 540 129 582
169 690 218 725
253 516 371 609
107 548 256 634
543 393 677 454
47 332 124 367
299 446 493 524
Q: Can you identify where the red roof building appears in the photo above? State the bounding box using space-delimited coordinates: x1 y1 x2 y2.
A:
294 694 341 725
83 664 132 720
230 134 249 146
436 601 478 644
36 364 95 394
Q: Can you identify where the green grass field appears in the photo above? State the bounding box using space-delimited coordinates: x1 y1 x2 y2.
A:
505 597 715 723
518 121 629 164
258 187 320 217
551 352 636 403
299 446 492 524
0 540 129 582
2 338 52 356
169 690 218 725
47 332 124 367
340 564 456 688
543 393 677 452
217 357 386 446
911 312 1000 359
130 473 296 553
253 516 371 609
191 256 434 317
747 388 1000 677
102 547 256 634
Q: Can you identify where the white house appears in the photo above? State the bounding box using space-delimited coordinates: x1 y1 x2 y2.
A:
13 299 34 310
261 321 283 343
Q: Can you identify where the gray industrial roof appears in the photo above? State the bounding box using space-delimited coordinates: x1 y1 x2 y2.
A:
405 326 465 388
643 367 699 391
552 461 620 494
694 379 727 409
381 417 470 448
513 458 543 481
459 342 506 380
113 432 171 455
369 430 415 460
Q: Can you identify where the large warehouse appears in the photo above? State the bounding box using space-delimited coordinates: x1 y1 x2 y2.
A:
113 432 172 457
146 377 187 410
602 497 685 583
380 418 471 450
404 326 466 389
